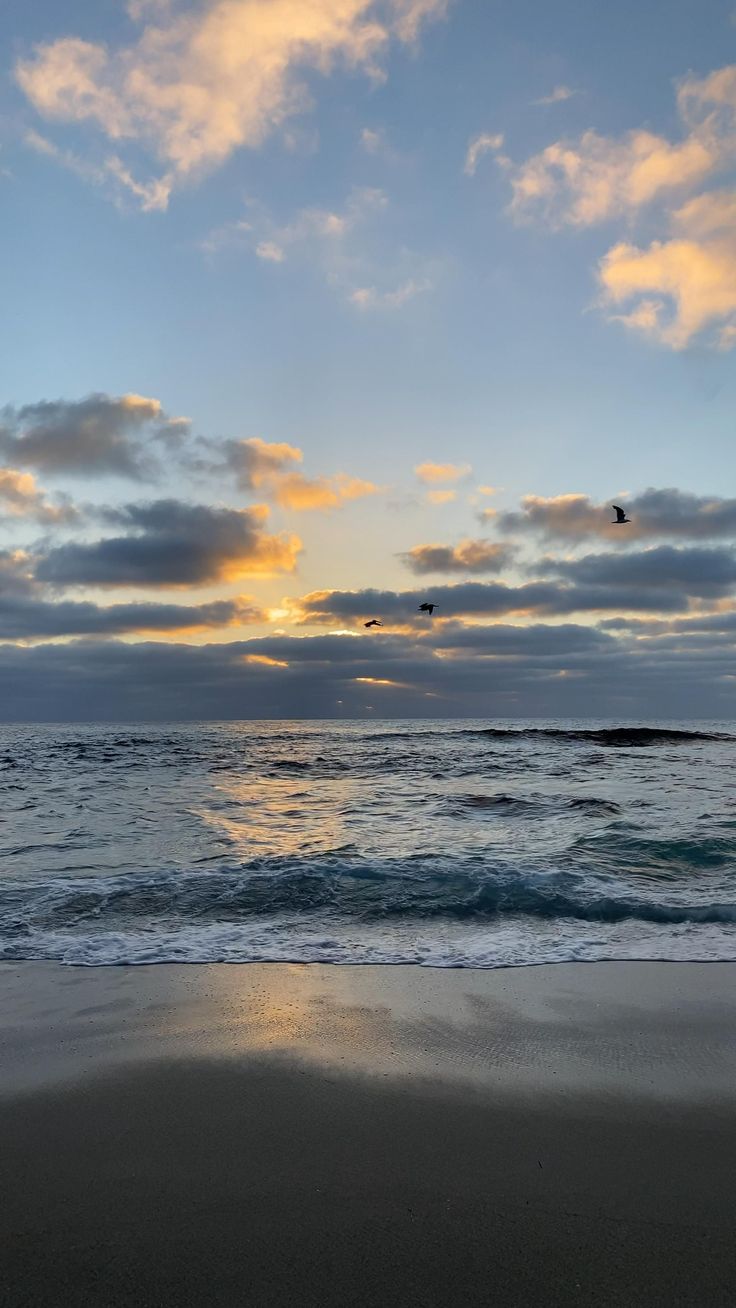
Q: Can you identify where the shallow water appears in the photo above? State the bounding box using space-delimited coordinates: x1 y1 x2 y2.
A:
1 719 734 966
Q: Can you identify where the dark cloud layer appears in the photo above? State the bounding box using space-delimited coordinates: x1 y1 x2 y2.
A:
36 499 301 587
0 394 188 478
535 546 736 597
293 578 695 623
0 629 732 721
428 621 613 656
497 489 736 542
0 596 263 641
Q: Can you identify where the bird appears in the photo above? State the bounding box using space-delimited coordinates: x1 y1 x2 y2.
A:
364 619 383 628
418 602 438 615
611 505 630 525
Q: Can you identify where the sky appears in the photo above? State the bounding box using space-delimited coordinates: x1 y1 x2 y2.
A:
0 0 735 719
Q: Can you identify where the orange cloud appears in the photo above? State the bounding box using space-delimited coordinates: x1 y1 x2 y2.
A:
0 468 76 523
16 0 447 206
415 462 472 484
243 653 289 667
215 439 378 509
224 437 303 490
401 540 513 574
353 676 407 687
217 529 303 580
508 130 718 227
486 63 736 351
600 190 736 349
426 489 457 505
270 472 380 511
500 64 736 228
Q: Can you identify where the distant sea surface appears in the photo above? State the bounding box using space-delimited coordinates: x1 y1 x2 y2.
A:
1 720 735 968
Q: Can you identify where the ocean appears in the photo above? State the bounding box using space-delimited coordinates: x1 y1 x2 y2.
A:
1 719 735 968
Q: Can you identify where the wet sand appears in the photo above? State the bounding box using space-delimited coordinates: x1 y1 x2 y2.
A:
2 961 736 1306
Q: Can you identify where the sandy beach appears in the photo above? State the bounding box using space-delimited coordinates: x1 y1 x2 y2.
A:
2 961 736 1306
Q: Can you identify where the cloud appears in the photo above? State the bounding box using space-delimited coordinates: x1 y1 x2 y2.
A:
205 438 378 510
504 64 736 227
414 461 472 484
484 63 736 351
390 0 448 42
600 609 736 638
25 128 171 214
1 620 733 721
0 393 188 478
216 437 303 491
360 126 385 153
0 550 35 598
599 189 736 348
103 154 172 211
202 186 437 312
255 240 286 262
535 545 736 598
272 187 388 248
533 85 579 107
425 489 457 505
498 488 736 541
287 577 695 625
270 473 379 510
35 499 301 588
507 131 718 227
0 469 77 524
202 185 424 307
463 132 505 176
16 0 446 207
349 277 431 309
400 539 514 574
429 620 612 656
483 62 736 350
0 594 264 642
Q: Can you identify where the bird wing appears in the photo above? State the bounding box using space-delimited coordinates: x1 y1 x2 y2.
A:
612 504 625 519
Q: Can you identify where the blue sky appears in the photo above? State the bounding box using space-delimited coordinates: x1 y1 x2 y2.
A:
0 0 735 717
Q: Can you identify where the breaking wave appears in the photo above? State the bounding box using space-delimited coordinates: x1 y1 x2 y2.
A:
2 845 735 965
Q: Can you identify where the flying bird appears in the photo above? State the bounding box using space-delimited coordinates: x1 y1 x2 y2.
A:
611 505 630 524
418 602 438 615
364 619 383 628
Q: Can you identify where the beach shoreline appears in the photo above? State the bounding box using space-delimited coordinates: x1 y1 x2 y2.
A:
2 960 736 1305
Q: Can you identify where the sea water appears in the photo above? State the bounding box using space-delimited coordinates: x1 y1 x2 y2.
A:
1 719 734 967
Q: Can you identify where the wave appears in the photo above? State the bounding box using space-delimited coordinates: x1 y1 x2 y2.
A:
2 854 734 948
451 793 621 817
330 725 732 748
468 727 732 746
